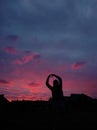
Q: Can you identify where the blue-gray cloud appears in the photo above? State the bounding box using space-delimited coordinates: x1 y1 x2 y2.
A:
0 0 97 63
1 0 97 36
0 1 97 65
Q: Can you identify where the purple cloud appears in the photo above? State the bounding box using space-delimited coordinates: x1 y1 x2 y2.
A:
0 79 10 84
72 61 86 70
5 35 19 42
13 52 40 65
3 46 18 54
28 82 39 87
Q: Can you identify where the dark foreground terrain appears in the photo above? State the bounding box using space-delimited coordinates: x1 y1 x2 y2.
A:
0 94 97 130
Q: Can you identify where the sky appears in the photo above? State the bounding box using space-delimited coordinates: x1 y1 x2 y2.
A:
0 0 97 101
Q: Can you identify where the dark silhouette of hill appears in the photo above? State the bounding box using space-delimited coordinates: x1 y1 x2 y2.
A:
0 94 97 130
0 94 9 104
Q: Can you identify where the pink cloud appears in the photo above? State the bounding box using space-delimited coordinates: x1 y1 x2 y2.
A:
72 61 86 70
28 82 39 87
13 59 23 65
0 79 13 87
1 68 97 101
13 53 40 65
23 53 40 63
3 46 18 54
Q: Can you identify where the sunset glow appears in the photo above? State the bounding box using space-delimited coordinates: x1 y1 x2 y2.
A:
0 0 97 101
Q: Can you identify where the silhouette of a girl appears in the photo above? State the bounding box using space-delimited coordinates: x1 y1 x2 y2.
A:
46 74 63 100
